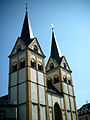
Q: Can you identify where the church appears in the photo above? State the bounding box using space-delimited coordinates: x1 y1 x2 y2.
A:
0 7 78 120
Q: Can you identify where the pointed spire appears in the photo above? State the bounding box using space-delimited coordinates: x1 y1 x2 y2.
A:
20 6 34 45
50 26 62 64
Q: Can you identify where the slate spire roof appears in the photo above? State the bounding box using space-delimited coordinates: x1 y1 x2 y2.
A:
20 8 34 45
50 27 62 64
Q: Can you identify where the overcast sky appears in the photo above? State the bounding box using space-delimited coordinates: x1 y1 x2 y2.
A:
0 0 90 109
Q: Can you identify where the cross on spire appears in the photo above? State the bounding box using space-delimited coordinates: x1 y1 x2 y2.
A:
26 3 28 11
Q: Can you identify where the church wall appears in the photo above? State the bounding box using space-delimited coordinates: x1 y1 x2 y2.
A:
60 97 64 109
64 95 70 110
68 85 73 96
46 69 59 80
70 96 75 111
19 52 26 60
49 107 52 120
39 86 45 105
53 83 61 92
48 94 52 107
31 68 37 83
31 82 38 103
11 72 17 86
73 113 76 120
19 83 26 104
32 104 38 120
11 57 17 64
38 71 44 85
40 106 46 120
53 95 60 107
19 104 26 120
63 82 68 94
11 86 17 104
62 111 66 120
67 111 72 120
19 68 26 83
30 53 36 60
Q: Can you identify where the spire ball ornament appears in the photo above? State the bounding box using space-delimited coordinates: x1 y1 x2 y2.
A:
51 24 54 30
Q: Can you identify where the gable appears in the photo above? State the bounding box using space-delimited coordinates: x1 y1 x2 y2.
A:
10 38 26 56
29 38 45 57
46 57 59 71
60 56 71 72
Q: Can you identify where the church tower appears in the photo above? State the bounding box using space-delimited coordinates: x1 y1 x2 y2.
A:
8 8 49 120
46 27 78 120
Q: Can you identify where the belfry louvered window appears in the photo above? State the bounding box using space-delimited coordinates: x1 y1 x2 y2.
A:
20 59 25 69
38 62 43 71
31 59 36 68
54 75 59 84
12 63 17 72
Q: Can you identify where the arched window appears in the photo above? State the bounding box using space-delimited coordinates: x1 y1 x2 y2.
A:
54 75 59 84
12 63 17 72
47 78 52 89
68 79 71 85
31 59 36 68
17 45 21 52
38 62 43 71
20 59 25 69
63 76 67 83
50 63 54 69
54 102 62 120
34 45 38 53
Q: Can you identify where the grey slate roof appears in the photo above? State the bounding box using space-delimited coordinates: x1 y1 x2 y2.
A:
20 10 34 46
50 29 61 64
78 103 90 116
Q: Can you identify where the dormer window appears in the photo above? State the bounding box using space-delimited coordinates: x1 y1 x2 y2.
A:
34 45 38 53
17 45 21 52
31 59 36 68
50 63 54 69
12 63 17 72
54 75 59 84
20 59 25 69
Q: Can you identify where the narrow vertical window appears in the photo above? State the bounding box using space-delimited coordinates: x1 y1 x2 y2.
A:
38 62 43 71
12 63 17 72
64 63 66 69
63 76 67 83
34 45 38 53
20 59 25 69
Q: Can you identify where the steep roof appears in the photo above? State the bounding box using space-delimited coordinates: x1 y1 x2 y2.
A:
78 103 90 116
20 9 34 46
50 28 62 64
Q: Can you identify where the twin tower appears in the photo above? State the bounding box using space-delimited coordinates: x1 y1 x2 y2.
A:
8 9 78 120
